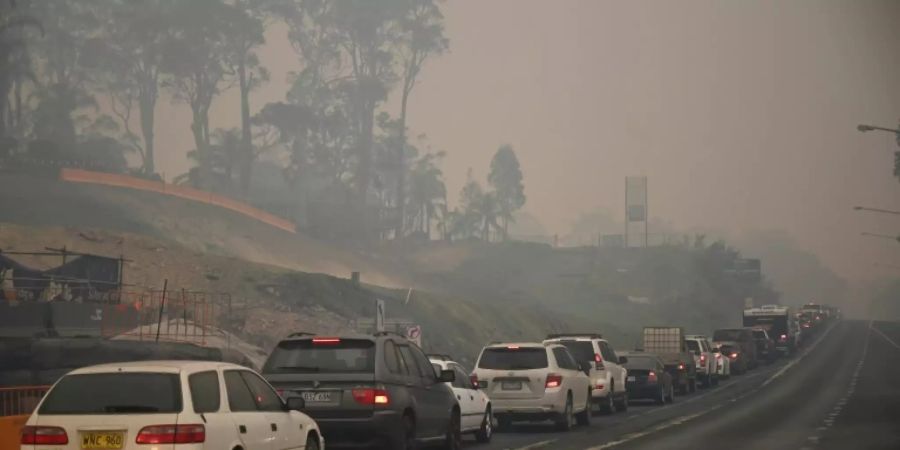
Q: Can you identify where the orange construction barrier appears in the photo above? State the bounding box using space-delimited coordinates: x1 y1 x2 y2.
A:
59 168 297 233
0 386 50 450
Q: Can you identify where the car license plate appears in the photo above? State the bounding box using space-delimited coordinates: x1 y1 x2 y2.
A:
627 376 636 382
501 381 522 390
301 390 337 404
81 432 124 449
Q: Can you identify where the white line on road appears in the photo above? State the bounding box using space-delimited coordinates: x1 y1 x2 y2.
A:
507 439 557 450
869 322 900 350
762 321 837 388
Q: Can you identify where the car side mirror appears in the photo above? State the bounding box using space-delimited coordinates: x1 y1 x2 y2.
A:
286 396 305 411
438 369 455 383
618 356 628 364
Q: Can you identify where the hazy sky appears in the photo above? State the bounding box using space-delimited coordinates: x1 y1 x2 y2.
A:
154 0 900 282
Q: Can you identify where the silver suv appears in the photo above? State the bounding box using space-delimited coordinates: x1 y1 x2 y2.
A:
543 333 629 414
471 342 592 431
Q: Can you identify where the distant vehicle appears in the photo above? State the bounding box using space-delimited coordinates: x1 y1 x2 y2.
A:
801 303 826 326
543 333 629 414
471 342 592 431
712 328 758 373
744 304 796 355
263 333 460 449
641 327 697 394
685 335 718 387
798 312 816 332
751 328 777 363
429 354 493 443
20 360 323 450
621 353 674 405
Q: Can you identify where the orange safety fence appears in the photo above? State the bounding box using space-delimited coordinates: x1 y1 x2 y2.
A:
59 168 297 233
0 415 28 450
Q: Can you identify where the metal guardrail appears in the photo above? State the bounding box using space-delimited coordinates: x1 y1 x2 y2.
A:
0 386 50 417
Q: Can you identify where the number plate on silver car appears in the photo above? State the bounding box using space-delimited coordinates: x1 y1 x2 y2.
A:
501 381 522 390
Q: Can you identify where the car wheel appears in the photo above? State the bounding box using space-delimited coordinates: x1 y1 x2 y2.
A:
443 411 461 450
304 435 320 450
576 390 592 426
398 414 416 450
614 391 628 412
555 395 574 431
655 387 665 405
475 407 493 443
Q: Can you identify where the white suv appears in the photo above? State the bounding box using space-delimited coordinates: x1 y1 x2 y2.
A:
471 342 592 431
686 335 718 387
20 361 322 450
543 334 628 414
429 354 493 443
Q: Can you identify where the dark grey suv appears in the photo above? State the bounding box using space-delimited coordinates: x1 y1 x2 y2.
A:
263 332 460 450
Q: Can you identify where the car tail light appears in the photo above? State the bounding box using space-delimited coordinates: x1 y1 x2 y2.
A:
729 352 739 360
545 373 563 389
470 374 479 387
779 334 788 342
594 353 605 369
700 354 706 363
595 383 605 390
352 388 390 405
312 337 341 345
647 371 658 384
21 426 68 445
677 363 685 371
507 345 520 349
136 424 205 444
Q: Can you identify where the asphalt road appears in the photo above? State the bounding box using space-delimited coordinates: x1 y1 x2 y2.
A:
461 320 900 450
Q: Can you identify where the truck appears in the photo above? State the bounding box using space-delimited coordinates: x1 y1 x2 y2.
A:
641 327 697 394
744 305 795 355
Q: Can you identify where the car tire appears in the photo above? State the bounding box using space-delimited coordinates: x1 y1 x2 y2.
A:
304 435 320 450
655 387 665 405
667 384 675 403
576 390 592 426
396 414 416 450
555 395 574 432
442 410 461 450
689 379 697 393
614 391 628 412
475 407 493 443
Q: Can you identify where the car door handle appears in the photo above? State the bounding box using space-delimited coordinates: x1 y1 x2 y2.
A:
239 425 247 434
271 423 277 432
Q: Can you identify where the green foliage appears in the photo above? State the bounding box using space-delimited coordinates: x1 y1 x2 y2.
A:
488 144 526 239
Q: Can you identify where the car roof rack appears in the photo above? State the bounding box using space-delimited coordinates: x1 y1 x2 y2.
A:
545 333 603 340
427 353 453 361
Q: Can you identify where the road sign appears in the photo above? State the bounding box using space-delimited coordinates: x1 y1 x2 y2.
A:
405 324 422 347
375 299 385 332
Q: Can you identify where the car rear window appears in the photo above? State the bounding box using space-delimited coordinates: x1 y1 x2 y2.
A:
263 339 375 374
477 347 548 370
623 356 657 370
686 340 700 352
713 330 743 341
557 341 595 363
39 373 181 414
752 330 766 338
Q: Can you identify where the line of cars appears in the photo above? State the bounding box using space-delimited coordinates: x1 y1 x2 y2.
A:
18 302 839 450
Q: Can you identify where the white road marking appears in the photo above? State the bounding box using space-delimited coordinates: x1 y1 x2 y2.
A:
869 323 900 350
508 439 557 450
762 321 837 388
585 410 715 450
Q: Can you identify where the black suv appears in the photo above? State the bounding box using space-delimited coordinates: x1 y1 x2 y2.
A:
263 332 460 449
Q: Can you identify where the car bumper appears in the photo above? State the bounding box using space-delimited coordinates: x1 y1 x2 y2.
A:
312 410 402 448
492 390 568 419
626 384 662 399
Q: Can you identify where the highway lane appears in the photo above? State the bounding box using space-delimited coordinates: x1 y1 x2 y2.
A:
461 320 899 450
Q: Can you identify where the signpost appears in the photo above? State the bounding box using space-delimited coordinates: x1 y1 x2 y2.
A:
375 299 386 332
405 324 422 347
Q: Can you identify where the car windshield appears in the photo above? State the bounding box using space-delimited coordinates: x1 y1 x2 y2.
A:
556 341 595 364
38 373 181 415
477 347 548 370
713 330 743 341
263 339 375 373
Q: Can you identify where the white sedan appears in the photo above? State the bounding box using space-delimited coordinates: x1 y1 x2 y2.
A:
20 360 322 450
430 355 493 443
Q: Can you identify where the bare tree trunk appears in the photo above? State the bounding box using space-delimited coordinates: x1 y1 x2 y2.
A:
139 87 156 175
396 87 410 238
238 59 253 197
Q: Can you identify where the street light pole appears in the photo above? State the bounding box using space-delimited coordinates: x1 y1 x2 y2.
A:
857 124 900 134
853 206 900 216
